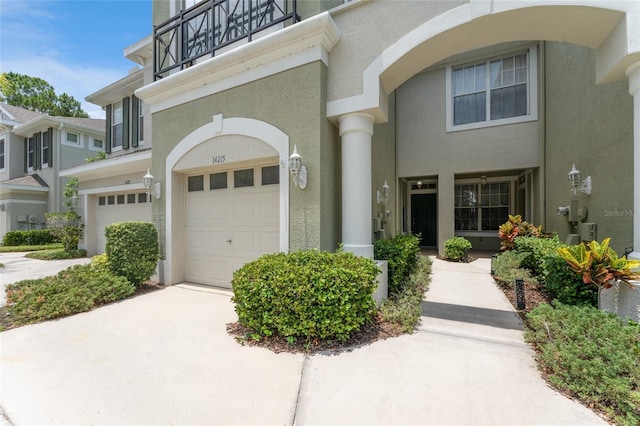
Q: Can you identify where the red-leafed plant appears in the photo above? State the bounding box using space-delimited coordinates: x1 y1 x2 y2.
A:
498 215 544 251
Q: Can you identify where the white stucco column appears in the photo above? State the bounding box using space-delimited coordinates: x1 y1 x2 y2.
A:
628 63 640 260
339 113 375 258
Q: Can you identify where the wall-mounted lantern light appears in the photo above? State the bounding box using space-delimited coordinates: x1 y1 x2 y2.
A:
568 164 591 196
377 180 389 204
288 145 307 189
143 169 161 199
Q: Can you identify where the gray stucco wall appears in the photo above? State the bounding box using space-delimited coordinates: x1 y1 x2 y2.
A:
328 0 466 102
544 42 634 254
372 92 397 238
151 62 338 257
395 47 540 253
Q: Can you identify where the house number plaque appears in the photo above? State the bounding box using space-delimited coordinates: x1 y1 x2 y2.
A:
212 155 226 164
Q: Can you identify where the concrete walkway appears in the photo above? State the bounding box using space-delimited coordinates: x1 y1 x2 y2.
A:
0 256 607 425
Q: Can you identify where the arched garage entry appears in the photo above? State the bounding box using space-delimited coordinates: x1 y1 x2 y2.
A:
165 115 289 286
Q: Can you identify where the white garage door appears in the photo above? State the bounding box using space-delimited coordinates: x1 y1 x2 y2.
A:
96 192 152 254
185 164 279 288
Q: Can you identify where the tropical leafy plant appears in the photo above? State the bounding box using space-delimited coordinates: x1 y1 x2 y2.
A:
498 215 544 251
558 238 640 309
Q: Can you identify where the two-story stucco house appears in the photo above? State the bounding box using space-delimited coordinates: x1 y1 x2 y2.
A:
60 38 154 256
70 0 640 293
0 103 105 240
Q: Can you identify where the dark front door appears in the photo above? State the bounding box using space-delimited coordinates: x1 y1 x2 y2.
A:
411 193 437 247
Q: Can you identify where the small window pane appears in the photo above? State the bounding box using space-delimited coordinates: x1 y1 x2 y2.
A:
234 169 254 188
117 194 125 204
188 175 204 192
93 139 104 149
66 133 78 144
98 196 106 206
138 193 148 203
209 172 227 190
127 194 136 204
107 195 115 205
262 165 279 185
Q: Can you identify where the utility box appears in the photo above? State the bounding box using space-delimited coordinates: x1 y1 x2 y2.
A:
565 233 579 245
568 199 580 222
580 222 597 242
17 214 27 223
28 214 38 223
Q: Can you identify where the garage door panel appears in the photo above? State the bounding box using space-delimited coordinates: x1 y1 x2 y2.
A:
261 232 280 252
185 165 279 289
96 199 152 254
260 197 279 220
186 259 227 285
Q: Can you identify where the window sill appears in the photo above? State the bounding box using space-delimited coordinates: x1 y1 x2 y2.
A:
456 231 499 238
446 115 537 133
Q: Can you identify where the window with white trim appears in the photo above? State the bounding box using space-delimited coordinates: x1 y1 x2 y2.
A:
455 182 510 232
41 131 50 168
91 137 104 150
137 99 144 144
112 101 123 150
64 131 80 146
27 136 36 170
447 46 537 131
0 139 5 170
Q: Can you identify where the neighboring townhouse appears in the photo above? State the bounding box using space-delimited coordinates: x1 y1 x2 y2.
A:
60 37 154 257
77 1 640 292
0 103 105 240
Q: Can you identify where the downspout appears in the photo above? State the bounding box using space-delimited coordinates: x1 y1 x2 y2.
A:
540 41 547 229
57 122 63 212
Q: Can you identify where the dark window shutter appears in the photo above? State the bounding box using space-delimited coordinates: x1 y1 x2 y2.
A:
35 133 41 170
131 95 139 148
47 128 53 165
105 104 112 153
122 97 130 149
24 138 28 173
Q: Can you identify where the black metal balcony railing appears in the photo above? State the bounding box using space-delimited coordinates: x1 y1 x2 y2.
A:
154 0 299 80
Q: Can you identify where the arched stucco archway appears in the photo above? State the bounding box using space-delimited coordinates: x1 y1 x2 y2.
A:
163 114 289 285
327 1 640 121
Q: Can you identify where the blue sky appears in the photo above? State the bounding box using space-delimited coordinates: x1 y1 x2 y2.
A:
0 0 152 118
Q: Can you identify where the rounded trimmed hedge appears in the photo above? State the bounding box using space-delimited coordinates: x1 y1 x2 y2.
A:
231 250 380 342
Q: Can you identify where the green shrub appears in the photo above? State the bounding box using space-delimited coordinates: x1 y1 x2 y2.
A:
45 211 84 252
2 229 57 246
380 256 432 333
90 253 111 274
105 222 159 286
541 253 597 307
492 250 538 289
25 249 86 260
231 250 380 342
374 234 421 296
443 236 472 261
514 235 564 276
525 303 640 425
4 264 135 325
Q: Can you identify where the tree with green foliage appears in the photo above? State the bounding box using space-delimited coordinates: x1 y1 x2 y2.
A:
0 72 89 118
45 178 84 252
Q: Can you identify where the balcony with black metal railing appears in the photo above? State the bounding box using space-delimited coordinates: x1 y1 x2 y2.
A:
154 0 299 80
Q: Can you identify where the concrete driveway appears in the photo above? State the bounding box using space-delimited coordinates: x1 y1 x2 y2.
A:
0 251 92 307
0 258 607 425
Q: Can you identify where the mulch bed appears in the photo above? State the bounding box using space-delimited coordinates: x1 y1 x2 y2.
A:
226 312 406 355
497 279 552 317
